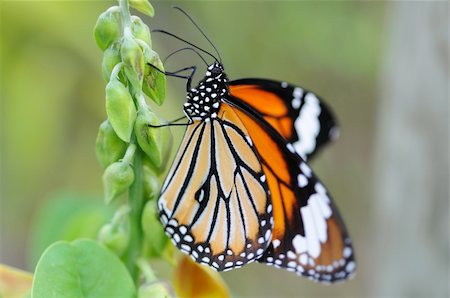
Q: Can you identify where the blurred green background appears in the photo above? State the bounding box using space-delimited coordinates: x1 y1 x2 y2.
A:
1 1 448 297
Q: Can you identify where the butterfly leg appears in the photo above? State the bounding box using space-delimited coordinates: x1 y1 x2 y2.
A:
148 116 193 128
165 66 197 91
147 63 197 91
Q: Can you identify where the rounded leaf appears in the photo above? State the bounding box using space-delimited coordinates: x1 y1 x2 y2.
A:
103 161 134 204
94 7 121 51
105 79 136 142
95 120 127 168
131 16 152 47
31 239 136 298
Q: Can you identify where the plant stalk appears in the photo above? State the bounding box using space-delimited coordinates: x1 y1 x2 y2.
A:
125 147 145 282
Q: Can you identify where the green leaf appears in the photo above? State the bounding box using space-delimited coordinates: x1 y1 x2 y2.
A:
31 239 136 298
28 193 114 268
129 0 155 17
105 79 137 142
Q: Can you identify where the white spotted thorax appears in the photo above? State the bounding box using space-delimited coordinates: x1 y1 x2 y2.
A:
183 62 229 121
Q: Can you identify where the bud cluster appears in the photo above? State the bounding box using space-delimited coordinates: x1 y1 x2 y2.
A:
93 0 171 287
94 0 171 204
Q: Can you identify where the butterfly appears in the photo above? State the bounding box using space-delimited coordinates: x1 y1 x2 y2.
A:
155 7 355 284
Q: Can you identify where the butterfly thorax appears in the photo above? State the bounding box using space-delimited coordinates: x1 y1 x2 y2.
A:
183 62 229 121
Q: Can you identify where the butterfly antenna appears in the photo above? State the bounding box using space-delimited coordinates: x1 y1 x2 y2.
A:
172 6 223 63
152 29 218 62
164 47 209 66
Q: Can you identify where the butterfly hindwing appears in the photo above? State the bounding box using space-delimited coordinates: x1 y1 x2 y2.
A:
158 104 273 271
229 78 339 160
225 96 355 282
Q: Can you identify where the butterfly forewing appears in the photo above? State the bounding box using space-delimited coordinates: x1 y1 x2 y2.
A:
158 104 273 271
229 79 339 160
227 97 355 282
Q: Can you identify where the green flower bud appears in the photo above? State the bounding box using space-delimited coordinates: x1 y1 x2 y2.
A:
142 201 168 258
142 160 161 201
134 106 172 172
95 120 127 168
102 42 122 82
138 282 172 298
98 222 129 256
129 0 155 17
103 161 135 204
143 51 166 106
131 16 152 48
94 6 121 51
105 79 137 142
121 35 145 91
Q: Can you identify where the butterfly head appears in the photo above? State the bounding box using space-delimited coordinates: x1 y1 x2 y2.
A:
184 62 229 120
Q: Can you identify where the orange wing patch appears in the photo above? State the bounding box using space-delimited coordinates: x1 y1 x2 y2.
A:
230 85 294 140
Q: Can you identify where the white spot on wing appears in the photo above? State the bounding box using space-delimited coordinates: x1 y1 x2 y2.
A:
346 261 356 273
343 247 352 258
293 93 321 158
329 126 340 140
287 143 296 153
297 174 308 187
301 206 320 258
245 135 253 145
292 234 307 254
273 239 281 249
292 98 301 109
309 194 327 242
300 162 312 177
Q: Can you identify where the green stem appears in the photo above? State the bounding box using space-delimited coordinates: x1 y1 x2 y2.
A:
110 62 123 82
136 258 157 283
119 0 131 28
136 91 148 111
122 142 136 164
125 147 145 282
118 0 147 284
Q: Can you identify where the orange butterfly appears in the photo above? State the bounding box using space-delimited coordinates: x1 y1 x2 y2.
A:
156 8 355 284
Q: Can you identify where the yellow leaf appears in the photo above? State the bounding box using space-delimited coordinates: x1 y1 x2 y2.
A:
0 264 33 298
173 255 230 298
